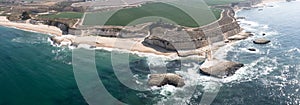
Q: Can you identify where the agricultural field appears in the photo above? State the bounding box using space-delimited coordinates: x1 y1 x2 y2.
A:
204 0 246 6
82 0 244 27
83 2 221 27
38 12 84 19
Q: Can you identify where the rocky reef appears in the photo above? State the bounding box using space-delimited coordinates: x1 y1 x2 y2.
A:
148 73 185 87
200 60 244 78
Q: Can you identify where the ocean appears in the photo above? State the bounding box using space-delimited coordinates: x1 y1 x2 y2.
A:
1 1 300 105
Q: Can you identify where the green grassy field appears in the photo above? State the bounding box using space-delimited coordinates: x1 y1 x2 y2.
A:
84 2 221 27
204 0 246 6
38 12 84 19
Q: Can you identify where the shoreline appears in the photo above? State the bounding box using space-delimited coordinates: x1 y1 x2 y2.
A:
0 0 283 59
0 16 249 60
0 16 181 57
0 16 62 36
199 0 285 76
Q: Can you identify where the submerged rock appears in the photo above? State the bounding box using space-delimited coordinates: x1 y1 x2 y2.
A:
253 38 271 44
200 60 244 78
248 48 256 51
148 73 185 87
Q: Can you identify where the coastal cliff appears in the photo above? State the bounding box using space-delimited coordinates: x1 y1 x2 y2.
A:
144 6 241 53
68 6 241 56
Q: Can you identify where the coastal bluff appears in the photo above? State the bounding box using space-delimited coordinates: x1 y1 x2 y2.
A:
68 6 242 57
143 6 241 55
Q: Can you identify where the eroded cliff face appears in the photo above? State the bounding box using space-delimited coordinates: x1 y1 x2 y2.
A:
68 6 241 56
41 20 70 35
143 7 241 52
70 23 150 37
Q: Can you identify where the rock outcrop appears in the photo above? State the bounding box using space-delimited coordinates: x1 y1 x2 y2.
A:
43 20 69 35
144 23 208 51
35 18 79 35
248 48 256 51
253 38 271 44
148 73 185 87
49 36 75 46
50 36 63 44
228 35 248 40
228 32 253 40
144 6 242 53
200 60 244 78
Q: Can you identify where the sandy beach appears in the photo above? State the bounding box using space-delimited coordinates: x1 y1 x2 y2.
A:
0 16 62 36
0 15 185 57
71 35 180 57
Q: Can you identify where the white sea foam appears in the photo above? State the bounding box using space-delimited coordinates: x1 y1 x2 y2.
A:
94 46 176 60
287 48 300 53
213 43 235 59
241 20 260 27
223 57 279 83
240 48 260 54
11 36 46 44
159 85 177 96
77 44 94 50
258 30 279 36
262 25 269 29
151 16 283 103
11 37 22 43
154 62 225 104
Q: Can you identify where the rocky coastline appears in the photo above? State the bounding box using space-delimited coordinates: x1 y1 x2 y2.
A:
0 0 285 87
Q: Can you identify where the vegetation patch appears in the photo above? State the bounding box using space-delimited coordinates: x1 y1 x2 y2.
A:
204 0 246 6
38 12 84 19
84 2 222 27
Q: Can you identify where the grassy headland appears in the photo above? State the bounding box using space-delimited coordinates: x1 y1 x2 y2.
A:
84 2 222 27
38 12 84 19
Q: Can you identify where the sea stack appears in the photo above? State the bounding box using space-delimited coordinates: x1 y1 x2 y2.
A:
253 38 271 44
200 60 244 78
148 73 185 87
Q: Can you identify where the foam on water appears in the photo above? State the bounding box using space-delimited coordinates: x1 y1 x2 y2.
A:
94 46 176 60
240 48 260 54
150 8 286 103
153 62 225 104
213 43 235 59
222 56 279 83
11 35 48 44
287 48 300 54
241 20 260 27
